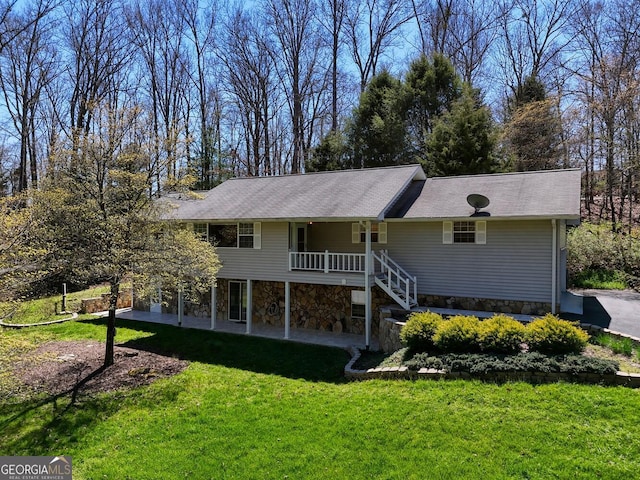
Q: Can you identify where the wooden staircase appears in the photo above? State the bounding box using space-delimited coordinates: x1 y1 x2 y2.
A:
371 250 418 310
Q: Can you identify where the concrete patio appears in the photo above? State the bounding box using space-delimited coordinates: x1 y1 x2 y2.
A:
109 308 379 350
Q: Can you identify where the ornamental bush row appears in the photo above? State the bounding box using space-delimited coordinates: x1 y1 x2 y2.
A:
400 312 589 355
403 351 619 375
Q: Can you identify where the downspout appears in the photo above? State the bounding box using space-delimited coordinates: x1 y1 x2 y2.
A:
551 219 557 314
365 220 372 350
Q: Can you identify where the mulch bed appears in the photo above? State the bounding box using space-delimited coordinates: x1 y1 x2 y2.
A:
15 340 189 397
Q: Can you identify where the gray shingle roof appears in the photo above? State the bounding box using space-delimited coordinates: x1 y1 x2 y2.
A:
400 168 581 220
165 166 581 222
165 164 426 221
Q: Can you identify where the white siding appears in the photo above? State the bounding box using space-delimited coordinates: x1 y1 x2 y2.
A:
386 220 554 303
215 222 365 287
214 219 557 302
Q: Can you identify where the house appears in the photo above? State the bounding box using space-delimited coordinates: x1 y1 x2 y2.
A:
157 164 581 349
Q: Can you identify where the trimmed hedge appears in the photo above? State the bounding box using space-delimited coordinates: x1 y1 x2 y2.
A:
432 315 481 353
478 314 526 354
404 352 619 375
400 312 589 356
399 311 443 351
526 314 589 354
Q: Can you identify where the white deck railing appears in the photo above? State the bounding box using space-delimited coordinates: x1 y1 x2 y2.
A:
371 250 418 309
289 251 366 273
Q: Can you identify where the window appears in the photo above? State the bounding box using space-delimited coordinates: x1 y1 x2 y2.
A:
193 223 208 241
352 222 387 244
238 223 254 248
443 221 486 244
194 222 261 248
454 221 476 243
209 224 238 247
351 290 366 319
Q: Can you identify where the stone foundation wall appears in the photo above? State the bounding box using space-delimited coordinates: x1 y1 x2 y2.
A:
419 294 552 316
134 279 398 337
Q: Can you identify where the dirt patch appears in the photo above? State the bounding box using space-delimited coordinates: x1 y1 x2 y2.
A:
14 340 188 396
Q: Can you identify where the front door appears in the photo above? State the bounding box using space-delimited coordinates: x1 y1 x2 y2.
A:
290 223 307 252
229 281 247 322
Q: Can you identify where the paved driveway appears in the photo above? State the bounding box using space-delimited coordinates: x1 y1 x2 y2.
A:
566 289 640 338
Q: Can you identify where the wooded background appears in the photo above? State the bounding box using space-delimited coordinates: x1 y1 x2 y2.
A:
1 0 639 228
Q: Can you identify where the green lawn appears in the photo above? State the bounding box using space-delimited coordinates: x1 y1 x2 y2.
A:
2 319 640 479
0 284 114 325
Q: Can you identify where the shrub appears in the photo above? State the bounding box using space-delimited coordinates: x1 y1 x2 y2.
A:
479 315 527 354
526 314 589 354
399 311 443 352
433 315 482 353
404 352 444 371
402 352 619 375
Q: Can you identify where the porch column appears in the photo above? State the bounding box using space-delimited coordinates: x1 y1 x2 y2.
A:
246 279 253 334
210 284 217 330
284 281 290 339
365 220 372 350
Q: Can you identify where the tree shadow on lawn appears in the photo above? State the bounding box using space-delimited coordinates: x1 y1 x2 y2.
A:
82 317 350 384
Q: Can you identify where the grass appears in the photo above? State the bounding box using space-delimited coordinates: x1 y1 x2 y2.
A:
2 319 640 479
571 268 628 290
0 284 129 325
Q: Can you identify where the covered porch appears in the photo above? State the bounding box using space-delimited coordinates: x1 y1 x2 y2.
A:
112 308 378 350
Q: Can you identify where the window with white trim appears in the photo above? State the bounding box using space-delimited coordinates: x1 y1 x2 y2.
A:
454 221 476 243
194 222 262 249
443 221 486 244
351 222 387 244
238 223 255 248
351 290 366 319
193 223 208 241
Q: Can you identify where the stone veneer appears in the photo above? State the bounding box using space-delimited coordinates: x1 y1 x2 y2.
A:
418 294 552 316
141 280 395 336
80 291 132 314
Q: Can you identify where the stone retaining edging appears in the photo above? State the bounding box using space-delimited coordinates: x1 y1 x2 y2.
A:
344 346 640 387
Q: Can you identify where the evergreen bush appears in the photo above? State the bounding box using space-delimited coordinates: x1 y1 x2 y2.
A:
479 314 526 354
399 311 443 352
433 315 482 353
402 352 618 375
526 314 589 354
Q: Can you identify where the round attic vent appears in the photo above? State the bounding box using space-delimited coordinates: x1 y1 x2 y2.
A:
466 193 490 213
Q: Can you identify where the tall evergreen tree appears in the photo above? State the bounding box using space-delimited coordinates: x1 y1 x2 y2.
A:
504 75 563 171
427 85 497 176
347 70 409 168
405 54 497 175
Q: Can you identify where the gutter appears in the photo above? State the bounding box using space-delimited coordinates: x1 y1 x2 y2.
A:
552 219 557 314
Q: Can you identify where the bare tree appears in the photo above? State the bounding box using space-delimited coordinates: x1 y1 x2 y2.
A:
411 0 504 85
179 0 223 188
497 0 577 98
64 0 133 158
0 0 57 192
220 7 277 176
319 0 347 132
569 0 640 227
346 0 412 92
266 0 326 173
126 0 188 188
